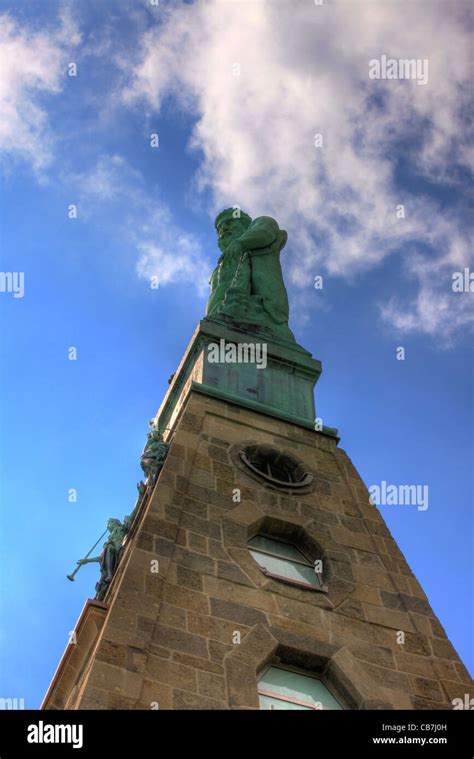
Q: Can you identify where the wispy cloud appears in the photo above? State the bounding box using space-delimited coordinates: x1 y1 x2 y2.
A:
380 240 474 341
69 153 209 293
122 0 473 341
0 9 80 170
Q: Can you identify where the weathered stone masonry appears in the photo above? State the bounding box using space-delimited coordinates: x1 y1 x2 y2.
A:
43 391 472 710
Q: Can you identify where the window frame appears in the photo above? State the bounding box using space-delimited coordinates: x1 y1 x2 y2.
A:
239 449 313 489
248 533 328 592
257 663 344 711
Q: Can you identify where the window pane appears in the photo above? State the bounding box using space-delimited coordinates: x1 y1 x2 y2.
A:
248 535 308 563
259 694 312 710
249 550 320 588
259 667 342 710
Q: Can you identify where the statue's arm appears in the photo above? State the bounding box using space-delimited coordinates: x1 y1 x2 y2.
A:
235 216 280 254
123 512 135 530
77 556 101 565
123 488 145 531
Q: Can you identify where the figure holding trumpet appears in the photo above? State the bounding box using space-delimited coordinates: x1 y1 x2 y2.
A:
67 421 169 600
68 482 146 601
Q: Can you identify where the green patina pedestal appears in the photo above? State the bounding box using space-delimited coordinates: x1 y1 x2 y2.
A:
155 317 336 437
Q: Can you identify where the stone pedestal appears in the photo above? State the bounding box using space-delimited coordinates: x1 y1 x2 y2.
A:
155 318 327 434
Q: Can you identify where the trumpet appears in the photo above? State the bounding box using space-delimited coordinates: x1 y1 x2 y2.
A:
66 529 108 582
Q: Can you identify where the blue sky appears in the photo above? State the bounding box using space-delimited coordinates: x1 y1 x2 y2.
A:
0 0 472 708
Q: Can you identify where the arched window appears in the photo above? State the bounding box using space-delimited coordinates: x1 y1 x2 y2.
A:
248 534 326 590
239 445 313 488
258 666 343 710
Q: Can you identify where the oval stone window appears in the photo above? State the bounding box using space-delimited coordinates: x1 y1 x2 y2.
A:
239 444 313 489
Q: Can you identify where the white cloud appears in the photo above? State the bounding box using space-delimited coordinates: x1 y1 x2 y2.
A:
69 153 209 293
380 233 474 341
136 236 209 293
0 10 80 170
71 153 142 206
122 0 473 341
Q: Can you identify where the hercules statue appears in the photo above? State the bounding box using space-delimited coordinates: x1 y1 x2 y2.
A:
206 209 295 343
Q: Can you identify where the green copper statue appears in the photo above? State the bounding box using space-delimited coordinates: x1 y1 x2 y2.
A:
140 421 169 484
206 208 295 343
74 481 146 600
76 518 128 600
68 422 169 600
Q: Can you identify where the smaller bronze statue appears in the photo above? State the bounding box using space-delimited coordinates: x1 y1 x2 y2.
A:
68 421 169 600
75 517 128 600
140 421 169 484
68 481 147 600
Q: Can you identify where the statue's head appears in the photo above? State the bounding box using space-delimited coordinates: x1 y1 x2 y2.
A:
215 208 251 252
148 419 162 440
107 518 121 531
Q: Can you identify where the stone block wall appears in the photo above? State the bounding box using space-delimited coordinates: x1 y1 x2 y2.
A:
63 391 471 710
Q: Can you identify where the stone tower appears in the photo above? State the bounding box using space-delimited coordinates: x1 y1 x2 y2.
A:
43 212 471 711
